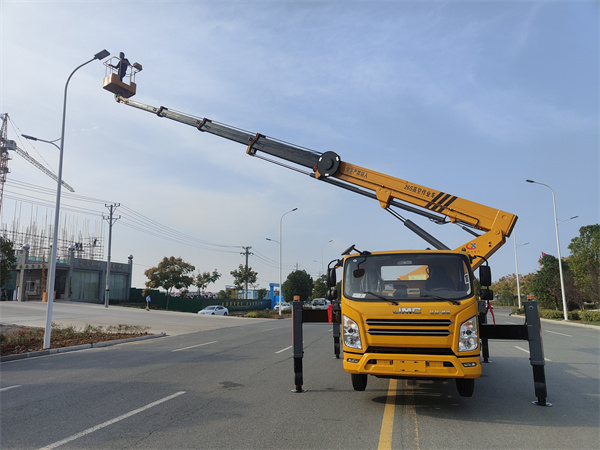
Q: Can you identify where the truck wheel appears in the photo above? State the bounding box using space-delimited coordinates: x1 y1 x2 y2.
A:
351 374 368 391
456 378 474 397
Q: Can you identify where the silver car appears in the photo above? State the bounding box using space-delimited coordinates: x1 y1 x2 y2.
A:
198 305 229 316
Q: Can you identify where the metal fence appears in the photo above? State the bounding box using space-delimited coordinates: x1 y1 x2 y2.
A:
129 288 271 313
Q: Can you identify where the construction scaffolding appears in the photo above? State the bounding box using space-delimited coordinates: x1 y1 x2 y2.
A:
1 214 104 261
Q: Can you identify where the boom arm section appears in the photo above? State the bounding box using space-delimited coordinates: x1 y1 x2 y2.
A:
313 153 517 269
115 95 517 269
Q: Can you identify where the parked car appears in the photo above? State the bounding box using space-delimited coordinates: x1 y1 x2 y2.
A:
273 302 291 312
311 298 330 310
198 305 229 316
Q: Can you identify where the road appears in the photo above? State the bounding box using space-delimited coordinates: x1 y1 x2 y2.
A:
1 302 598 449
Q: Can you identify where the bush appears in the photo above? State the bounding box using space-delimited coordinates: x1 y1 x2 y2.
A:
246 310 273 318
511 307 600 323
539 309 564 320
580 310 600 322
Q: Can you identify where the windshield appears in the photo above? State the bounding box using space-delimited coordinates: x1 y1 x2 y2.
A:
343 253 473 303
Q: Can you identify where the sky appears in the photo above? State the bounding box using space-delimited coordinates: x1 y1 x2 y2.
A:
1 0 598 294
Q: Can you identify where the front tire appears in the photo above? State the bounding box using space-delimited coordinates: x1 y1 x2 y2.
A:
351 374 368 391
456 378 474 397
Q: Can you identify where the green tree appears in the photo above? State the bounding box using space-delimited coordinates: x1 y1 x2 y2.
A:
144 256 196 310
518 272 535 302
217 288 236 299
256 288 268 300
492 274 517 306
0 237 17 288
282 269 313 303
530 254 578 310
312 274 328 299
568 224 600 307
230 264 258 291
195 269 221 293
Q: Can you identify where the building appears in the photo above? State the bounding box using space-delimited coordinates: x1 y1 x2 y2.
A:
10 245 133 303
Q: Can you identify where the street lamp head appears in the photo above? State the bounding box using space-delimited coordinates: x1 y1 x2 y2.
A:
21 134 38 141
292 207 298 212
525 179 535 184
94 49 110 60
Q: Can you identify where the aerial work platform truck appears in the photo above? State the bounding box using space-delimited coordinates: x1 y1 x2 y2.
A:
104 69 549 405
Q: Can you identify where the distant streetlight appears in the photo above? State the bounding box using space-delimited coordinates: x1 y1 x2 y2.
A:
321 239 333 276
22 49 110 349
513 234 529 309
557 215 578 225
526 179 568 320
267 208 298 315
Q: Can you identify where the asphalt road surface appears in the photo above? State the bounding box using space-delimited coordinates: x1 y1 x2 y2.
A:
1 302 598 449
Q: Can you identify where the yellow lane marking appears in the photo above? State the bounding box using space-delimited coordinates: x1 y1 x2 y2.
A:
378 379 420 450
378 378 397 450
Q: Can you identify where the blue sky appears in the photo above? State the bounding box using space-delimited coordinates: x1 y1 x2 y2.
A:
1 0 598 293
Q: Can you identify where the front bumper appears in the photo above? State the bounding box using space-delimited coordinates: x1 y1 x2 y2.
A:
343 351 481 379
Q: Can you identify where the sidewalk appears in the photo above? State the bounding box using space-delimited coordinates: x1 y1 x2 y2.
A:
0 301 264 337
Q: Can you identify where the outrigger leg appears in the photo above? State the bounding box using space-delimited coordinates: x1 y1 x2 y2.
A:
479 300 551 406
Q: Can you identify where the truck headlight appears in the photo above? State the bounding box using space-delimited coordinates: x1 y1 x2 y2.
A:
343 315 362 349
458 315 478 352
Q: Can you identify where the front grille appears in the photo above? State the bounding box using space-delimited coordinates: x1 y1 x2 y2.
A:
365 318 452 337
368 328 450 336
366 319 452 327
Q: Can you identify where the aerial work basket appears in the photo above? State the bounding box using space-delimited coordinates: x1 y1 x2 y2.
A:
102 57 142 99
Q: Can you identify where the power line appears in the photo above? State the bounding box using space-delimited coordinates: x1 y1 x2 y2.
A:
2 178 245 254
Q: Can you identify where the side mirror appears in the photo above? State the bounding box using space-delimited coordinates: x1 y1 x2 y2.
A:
327 267 337 288
479 265 492 287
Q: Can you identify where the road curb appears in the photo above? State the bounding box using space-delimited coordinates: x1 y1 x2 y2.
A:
539 317 600 330
0 333 166 362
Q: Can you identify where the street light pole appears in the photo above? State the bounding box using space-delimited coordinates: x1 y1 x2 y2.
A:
321 239 333 276
513 234 529 309
23 49 110 349
272 207 298 316
526 179 568 320
266 237 280 307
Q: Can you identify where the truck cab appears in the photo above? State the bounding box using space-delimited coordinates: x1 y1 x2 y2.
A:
339 250 479 395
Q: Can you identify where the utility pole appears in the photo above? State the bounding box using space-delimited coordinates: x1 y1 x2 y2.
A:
241 246 253 299
103 203 120 308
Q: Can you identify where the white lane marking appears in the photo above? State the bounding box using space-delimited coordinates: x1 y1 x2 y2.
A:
261 327 279 332
172 341 217 352
0 385 21 392
514 346 552 362
276 345 292 354
546 330 572 337
39 391 185 450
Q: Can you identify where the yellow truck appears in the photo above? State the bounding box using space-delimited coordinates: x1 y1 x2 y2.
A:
105 77 548 405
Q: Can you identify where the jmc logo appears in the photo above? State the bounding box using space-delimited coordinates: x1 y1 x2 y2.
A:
393 307 421 314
